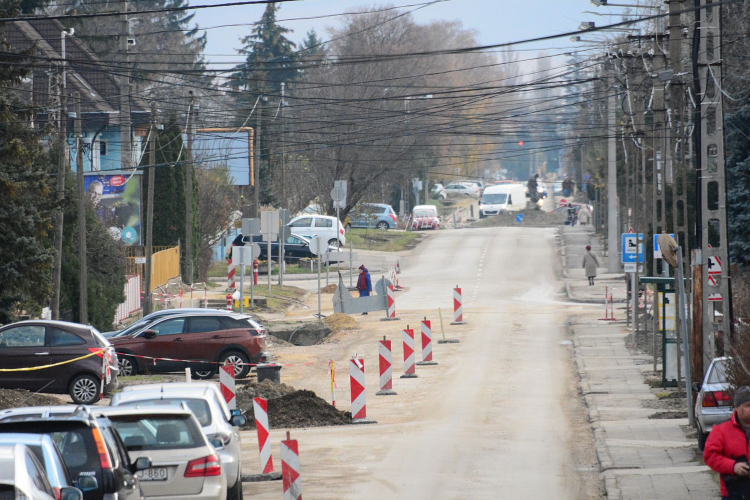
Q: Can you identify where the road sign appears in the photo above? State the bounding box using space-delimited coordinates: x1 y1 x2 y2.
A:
279 226 292 240
260 211 279 241
707 255 722 275
331 187 345 203
708 274 718 286
559 198 567 207
134 257 146 264
624 263 636 273
242 218 261 236
653 233 674 259
622 233 645 265
709 293 723 302
309 236 324 256
515 214 524 224
239 244 260 262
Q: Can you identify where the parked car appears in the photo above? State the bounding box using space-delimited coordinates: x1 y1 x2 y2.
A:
0 320 119 404
111 383 246 500
287 215 346 248
410 205 440 230
250 233 336 263
104 309 245 339
0 407 151 500
478 184 527 217
431 183 447 200
463 180 485 195
109 313 267 379
0 444 82 500
443 183 479 198
693 356 732 450
346 203 398 230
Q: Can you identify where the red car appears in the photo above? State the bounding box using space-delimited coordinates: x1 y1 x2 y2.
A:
110 312 268 379
410 208 440 230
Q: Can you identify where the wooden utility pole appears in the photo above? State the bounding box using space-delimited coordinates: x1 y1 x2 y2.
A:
75 93 87 324
144 103 157 315
185 92 195 284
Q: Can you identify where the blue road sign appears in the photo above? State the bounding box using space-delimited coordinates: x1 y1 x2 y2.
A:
515 213 524 224
622 233 645 264
653 233 674 259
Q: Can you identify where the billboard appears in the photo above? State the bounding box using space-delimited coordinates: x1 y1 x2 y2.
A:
84 172 142 246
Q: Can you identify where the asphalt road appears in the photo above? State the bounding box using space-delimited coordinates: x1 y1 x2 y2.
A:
243 224 600 499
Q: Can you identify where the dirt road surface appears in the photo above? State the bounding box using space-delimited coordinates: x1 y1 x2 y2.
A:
242 226 601 499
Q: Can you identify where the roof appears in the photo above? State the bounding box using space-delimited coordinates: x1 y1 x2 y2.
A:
0 319 93 334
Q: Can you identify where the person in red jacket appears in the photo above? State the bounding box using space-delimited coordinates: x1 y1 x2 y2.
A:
704 386 750 499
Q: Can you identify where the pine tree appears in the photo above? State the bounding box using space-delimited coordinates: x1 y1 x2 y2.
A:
726 96 750 265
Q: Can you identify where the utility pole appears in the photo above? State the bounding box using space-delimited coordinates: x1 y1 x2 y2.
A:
607 63 619 273
253 96 262 218
185 92 195 285
119 0 132 171
280 82 285 206
51 41 68 320
75 93 87 324
144 103 157 315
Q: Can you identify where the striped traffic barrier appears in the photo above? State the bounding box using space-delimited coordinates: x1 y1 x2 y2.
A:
253 397 275 475
396 260 401 274
417 318 438 366
400 327 418 379
226 293 233 311
228 254 236 290
350 356 377 424
219 364 236 409
380 284 400 321
376 337 397 396
281 432 302 500
451 286 466 325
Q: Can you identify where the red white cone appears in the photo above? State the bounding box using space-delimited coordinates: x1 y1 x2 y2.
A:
281 434 301 500
451 286 465 324
253 397 275 474
350 357 377 424
219 364 236 410
400 327 418 378
376 339 397 396
417 318 438 366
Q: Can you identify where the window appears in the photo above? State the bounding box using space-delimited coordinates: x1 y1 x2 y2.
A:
53 431 91 469
287 236 303 245
150 318 185 336
100 141 108 157
289 218 312 228
314 218 332 228
187 317 223 334
0 325 45 348
49 328 86 347
708 360 727 384
121 399 212 427
26 450 53 496
220 316 253 330
111 416 204 450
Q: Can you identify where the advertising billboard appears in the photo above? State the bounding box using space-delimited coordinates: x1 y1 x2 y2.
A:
84 172 142 246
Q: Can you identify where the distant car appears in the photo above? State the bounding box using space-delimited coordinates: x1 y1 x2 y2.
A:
346 203 398 230
431 184 447 200
110 313 267 379
0 444 82 500
410 205 439 230
443 183 479 198
251 233 335 263
463 180 485 195
287 215 346 248
111 383 246 500
0 320 119 404
104 309 243 339
693 356 732 450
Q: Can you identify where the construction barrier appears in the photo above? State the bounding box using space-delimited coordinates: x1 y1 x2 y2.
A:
349 357 376 424
417 318 438 366
228 255 236 290
226 294 233 311
376 338 397 396
599 287 616 322
451 286 465 325
114 274 142 324
219 364 236 410
400 327 418 379
253 397 275 474
281 432 302 500
396 260 401 274
379 285 399 321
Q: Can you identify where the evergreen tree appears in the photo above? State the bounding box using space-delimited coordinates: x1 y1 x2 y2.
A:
726 96 750 265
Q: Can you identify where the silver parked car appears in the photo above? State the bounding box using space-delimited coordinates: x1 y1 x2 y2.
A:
693 356 732 450
111 383 246 500
0 443 83 500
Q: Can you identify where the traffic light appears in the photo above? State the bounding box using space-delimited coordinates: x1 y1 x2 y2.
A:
518 141 524 146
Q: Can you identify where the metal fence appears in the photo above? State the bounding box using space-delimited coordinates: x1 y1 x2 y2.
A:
114 275 142 324
123 245 181 291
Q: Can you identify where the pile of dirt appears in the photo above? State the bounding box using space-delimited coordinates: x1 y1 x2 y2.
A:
0 389 62 410
239 387 351 429
323 313 358 333
321 284 337 294
236 379 297 406
472 208 566 228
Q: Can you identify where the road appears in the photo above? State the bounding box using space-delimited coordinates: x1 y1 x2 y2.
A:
243 224 600 499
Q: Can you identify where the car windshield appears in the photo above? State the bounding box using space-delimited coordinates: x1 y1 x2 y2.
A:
414 211 433 218
119 399 212 426
482 194 508 204
708 359 727 384
109 416 204 451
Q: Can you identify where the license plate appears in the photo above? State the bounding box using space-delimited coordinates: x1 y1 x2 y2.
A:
137 468 168 481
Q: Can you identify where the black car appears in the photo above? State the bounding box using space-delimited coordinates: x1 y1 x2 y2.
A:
0 406 151 500
241 233 317 263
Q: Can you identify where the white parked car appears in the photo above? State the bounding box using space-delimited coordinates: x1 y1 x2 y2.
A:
443 183 479 198
0 443 83 500
693 356 732 450
287 215 346 248
431 183 447 200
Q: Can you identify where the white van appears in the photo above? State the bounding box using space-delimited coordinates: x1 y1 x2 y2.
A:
478 184 526 217
287 214 346 247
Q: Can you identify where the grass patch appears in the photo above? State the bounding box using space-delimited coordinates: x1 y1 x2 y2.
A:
346 229 422 251
208 261 228 278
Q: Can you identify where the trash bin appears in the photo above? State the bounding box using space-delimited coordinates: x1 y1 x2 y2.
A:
256 363 282 383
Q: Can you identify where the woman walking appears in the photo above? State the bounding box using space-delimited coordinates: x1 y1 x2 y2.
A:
582 245 599 286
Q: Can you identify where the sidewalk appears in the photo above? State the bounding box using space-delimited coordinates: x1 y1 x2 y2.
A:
561 226 717 499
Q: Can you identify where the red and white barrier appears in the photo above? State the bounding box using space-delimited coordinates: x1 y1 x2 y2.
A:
253 397 275 475
350 357 367 420
178 288 184 308
376 339 397 396
417 318 438 366
396 260 401 274
281 432 302 500
379 285 399 321
599 288 616 322
401 327 418 378
451 286 465 324
114 274 142 324
226 293 233 311
219 364 236 409
228 254 236 289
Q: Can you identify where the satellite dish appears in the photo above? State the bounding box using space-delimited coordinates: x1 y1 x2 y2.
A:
657 233 679 268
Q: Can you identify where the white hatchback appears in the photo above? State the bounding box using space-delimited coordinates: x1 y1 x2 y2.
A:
287 215 346 248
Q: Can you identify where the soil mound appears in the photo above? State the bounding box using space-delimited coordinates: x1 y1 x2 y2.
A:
323 313 357 333
321 284 337 294
0 389 61 410
239 386 351 429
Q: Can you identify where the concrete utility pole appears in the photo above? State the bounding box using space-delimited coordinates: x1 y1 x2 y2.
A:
607 66 619 273
75 93 87 324
185 92 195 285
253 96 262 218
696 0 731 371
144 103 157 315
51 58 68 319
280 82 285 206
119 0 132 171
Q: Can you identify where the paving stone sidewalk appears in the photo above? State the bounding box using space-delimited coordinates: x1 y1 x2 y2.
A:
561 226 717 499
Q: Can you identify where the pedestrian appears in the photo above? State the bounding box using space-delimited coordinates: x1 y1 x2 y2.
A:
704 386 750 499
582 245 599 286
356 265 372 315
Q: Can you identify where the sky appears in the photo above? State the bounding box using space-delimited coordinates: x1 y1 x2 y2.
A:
190 0 634 69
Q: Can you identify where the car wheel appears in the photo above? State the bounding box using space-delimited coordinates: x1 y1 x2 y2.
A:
328 238 339 248
221 351 250 379
69 374 101 404
191 368 215 380
118 356 137 377
376 222 388 230
698 428 708 451
227 475 243 500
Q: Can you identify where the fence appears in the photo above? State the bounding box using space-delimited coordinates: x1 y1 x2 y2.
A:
151 246 181 290
114 275 142 324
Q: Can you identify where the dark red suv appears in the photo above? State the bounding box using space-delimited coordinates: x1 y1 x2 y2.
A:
110 313 268 379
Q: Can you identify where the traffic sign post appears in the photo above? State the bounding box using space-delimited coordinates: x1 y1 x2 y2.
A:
653 233 675 259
